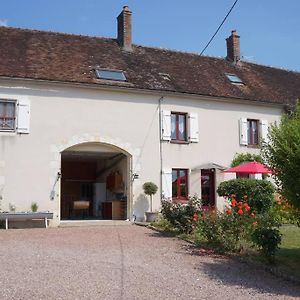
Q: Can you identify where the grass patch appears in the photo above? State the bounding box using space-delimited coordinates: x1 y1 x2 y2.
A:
247 225 300 281
276 225 300 279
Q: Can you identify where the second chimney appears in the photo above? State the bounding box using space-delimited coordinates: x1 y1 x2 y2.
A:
226 30 240 63
117 6 132 51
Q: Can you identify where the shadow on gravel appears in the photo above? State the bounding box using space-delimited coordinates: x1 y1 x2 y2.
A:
146 230 300 298
198 257 300 298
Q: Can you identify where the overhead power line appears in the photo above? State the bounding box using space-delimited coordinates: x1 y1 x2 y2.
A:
200 0 239 56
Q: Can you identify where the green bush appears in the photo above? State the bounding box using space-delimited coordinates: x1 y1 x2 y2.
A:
161 196 201 233
31 202 38 212
251 225 282 262
217 179 275 213
250 213 281 262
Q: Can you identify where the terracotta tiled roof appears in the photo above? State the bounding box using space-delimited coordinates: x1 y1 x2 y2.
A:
1 26 300 105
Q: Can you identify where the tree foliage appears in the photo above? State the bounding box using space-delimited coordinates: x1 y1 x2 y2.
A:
142 182 158 196
262 102 300 213
231 152 263 167
143 182 158 212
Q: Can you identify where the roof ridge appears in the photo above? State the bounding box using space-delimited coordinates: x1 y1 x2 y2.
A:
134 43 225 60
0 25 116 42
0 25 225 60
241 59 300 75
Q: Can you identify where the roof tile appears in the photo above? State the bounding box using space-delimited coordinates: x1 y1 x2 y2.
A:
0 26 300 105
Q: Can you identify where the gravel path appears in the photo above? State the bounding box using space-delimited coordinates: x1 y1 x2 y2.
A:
0 225 299 299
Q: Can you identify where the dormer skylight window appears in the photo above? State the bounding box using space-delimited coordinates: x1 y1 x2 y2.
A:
225 73 244 84
95 69 126 81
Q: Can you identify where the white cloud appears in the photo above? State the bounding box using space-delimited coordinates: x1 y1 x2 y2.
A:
0 19 8 27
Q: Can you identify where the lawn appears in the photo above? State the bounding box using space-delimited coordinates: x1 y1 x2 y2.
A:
276 225 300 280
243 224 300 281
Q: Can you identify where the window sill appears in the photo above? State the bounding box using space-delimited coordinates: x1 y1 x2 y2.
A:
247 144 260 149
172 198 188 204
170 140 189 145
0 131 17 136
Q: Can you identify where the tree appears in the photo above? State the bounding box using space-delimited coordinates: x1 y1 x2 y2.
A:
262 102 300 217
231 152 263 167
142 182 158 212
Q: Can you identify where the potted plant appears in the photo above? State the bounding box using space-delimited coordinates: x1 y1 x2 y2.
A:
31 202 39 213
143 182 158 222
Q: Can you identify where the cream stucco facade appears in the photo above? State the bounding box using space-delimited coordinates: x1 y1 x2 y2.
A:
0 78 283 225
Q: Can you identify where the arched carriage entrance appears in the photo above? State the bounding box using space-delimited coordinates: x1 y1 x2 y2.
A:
60 142 131 221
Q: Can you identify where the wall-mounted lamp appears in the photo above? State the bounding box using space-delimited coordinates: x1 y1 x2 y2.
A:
50 171 61 201
132 173 139 181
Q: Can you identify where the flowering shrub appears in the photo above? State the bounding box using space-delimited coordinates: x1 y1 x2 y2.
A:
161 195 202 233
271 193 299 225
217 179 275 213
196 194 255 252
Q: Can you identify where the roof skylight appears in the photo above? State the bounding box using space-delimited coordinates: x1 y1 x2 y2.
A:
95 69 126 81
159 72 171 81
225 73 244 84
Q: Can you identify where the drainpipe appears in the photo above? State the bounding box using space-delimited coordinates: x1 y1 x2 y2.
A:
158 96 164 199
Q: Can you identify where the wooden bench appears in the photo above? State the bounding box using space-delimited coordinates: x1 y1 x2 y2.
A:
0 212 54 230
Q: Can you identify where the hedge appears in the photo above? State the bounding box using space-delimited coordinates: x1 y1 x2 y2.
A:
217 178 275 213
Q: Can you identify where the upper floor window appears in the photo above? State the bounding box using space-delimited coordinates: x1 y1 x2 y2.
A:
0 100 16 131
172 168 188 200
161 110 199 143
247 119 259 145
171 112 187 142
239 118 268 147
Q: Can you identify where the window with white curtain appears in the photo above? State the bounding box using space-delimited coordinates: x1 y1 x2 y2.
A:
171 112 187 141
0 100 16 131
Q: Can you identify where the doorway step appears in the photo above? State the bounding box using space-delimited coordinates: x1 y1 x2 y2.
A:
59 220 132 228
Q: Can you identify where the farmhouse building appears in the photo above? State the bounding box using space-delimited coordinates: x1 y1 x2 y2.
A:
0 6 300 225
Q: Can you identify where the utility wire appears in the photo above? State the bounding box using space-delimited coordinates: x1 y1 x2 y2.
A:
200 0 239 56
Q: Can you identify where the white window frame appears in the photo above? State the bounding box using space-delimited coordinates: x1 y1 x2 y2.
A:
0 99 17 132
161 109 199 144
240 117 269 147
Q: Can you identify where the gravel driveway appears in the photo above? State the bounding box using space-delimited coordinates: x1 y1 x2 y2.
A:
0 225 299 300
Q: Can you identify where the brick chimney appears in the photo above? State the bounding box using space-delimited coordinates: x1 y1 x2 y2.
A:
226 30 240 63
117 6 132 51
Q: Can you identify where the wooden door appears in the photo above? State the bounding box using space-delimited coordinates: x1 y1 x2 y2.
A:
201 169 215 208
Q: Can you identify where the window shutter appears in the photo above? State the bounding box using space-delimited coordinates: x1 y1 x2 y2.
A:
161 168 172 199
260 119 269 143
188 112 199 143
161 110 171 141
239 118 248 145
17 98 30 134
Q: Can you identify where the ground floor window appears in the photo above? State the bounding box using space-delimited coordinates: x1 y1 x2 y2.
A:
172 169 188 199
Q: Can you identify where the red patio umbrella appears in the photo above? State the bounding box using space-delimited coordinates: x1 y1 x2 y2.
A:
224 161 272 174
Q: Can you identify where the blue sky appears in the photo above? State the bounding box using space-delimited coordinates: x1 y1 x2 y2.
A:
1 1 300 71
